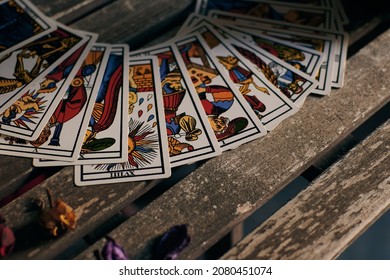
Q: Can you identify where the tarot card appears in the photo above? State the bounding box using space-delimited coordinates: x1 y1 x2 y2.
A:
74 56 171 186
180 13 329 90
328 0 349 25
0 33 97 140
0 23 90 117
38 45 130 165
5 44 111 162
212 17 334 95
226 25 324 81
195 0 335 30
209 11 348 87
191 20 318 106
262 0 328 6
177 13 203 36
131 44 222 167
174 34 267 150
0 0 56 57
185 23 298 130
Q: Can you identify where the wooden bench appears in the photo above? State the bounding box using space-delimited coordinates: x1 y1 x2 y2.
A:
0 0 389 260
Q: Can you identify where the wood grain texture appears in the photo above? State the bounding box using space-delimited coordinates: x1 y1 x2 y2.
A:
31 0 115 23
76 28 390 260
222 120 390 260
71 0 193 48
0 156 33 201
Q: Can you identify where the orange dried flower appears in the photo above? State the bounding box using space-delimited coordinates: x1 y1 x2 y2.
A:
38 189 77 237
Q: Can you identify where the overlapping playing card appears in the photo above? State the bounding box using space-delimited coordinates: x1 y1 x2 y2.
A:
0 0 349 186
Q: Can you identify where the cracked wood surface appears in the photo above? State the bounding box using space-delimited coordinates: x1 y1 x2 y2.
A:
76 29 390 260
222 120 390 260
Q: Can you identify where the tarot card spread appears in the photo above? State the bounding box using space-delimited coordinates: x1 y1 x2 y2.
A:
208 10 348 88
0 0 351 186
75 56 171 186
195 0 336 30
210 17 333 96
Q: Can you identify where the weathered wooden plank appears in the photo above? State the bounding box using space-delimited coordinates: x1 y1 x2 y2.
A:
0 156 33 201
76 28 390 260
222 120 390 260
31 0 115 24
71 0 193 49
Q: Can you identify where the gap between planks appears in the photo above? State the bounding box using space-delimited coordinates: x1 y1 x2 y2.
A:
222 119 390 260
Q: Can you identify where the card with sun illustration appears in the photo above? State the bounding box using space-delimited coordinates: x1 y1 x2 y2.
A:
0 32 97 140
131 44 221 168
74 56 171 185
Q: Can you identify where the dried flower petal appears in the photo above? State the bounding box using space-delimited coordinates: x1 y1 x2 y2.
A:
102 236 128 260
39 199 77 237
0 224 15 257
154 224 190 260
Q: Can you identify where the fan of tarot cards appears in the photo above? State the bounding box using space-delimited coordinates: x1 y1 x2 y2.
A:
0 0 349 186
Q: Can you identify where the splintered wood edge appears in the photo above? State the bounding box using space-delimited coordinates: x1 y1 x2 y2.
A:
222 119 390 260
75 28 390 260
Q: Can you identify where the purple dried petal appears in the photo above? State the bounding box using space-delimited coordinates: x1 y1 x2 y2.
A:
101 236 128 260
154 224 191 260
0 224 15 258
